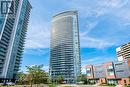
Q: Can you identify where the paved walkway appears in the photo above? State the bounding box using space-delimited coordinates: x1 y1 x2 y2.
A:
58 84 98 87
58 84 120 87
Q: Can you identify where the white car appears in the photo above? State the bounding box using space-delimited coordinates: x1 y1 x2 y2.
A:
6 82 15 86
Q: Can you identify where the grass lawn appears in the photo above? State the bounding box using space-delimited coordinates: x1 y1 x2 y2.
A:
49 84 57 87
100 84 115 87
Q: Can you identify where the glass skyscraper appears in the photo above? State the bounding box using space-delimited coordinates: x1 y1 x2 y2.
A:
0 0 31 82
50 11 81 84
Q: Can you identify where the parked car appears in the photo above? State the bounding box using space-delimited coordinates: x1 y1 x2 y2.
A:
0 83 7 86
0 83 4 86
6 82 15 86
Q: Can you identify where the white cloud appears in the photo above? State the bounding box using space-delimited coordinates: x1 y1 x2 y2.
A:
80 21 98 37
25 21 50 49
97 0 129 8
24 48 49 56
77 0 130 49
72 0 130 20
124 22 130 26
79 21 116 49
80 34 115 49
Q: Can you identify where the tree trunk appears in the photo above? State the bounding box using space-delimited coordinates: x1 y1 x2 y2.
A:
30 80 32 87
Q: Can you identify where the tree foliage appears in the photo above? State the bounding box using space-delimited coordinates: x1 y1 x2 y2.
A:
26 65 49 84
17 72 26 84
56 76 64 84
17 65 49 86
77 74 88 84
51 76 64 84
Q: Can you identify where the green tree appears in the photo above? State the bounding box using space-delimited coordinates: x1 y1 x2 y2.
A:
77 75 82 83
81 74 88 84
17 72 26 85
55 76 64 84
26 65 49 87
77 74 88 84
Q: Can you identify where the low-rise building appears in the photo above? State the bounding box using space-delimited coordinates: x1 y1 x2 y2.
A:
86 65 94 79
86 65 95 83
86 60 130 85
93 64 107 84
114 58 130 85
104 62 116 84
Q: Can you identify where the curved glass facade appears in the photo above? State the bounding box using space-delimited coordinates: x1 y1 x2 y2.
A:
50 11 81 84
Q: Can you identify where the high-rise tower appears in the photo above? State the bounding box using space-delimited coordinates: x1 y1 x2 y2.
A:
116 42 130 61
0 0 31 81
50 11 81 84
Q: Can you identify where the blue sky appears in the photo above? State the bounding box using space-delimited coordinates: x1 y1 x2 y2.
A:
21 0 130 73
